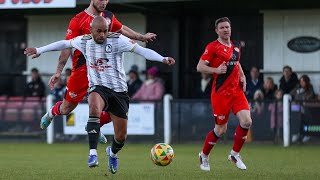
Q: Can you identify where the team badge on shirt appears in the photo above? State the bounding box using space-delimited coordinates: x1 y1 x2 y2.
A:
106 44 112 53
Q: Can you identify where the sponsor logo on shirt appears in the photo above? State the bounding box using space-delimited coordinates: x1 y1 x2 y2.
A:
69 91 78 98
89 58 112 72
66 29 72 36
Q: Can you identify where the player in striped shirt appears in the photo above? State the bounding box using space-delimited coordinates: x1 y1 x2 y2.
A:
24 16 175 174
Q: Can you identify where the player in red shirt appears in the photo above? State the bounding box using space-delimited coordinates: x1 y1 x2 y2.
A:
39 0 157 139
196 17 252 171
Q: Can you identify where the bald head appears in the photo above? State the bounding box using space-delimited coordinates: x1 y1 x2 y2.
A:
90 16 109 44
91 16 109 29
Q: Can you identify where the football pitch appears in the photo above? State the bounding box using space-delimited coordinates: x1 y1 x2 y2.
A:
0 143 319 180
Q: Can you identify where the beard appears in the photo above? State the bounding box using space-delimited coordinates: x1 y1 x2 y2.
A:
92 2 105 13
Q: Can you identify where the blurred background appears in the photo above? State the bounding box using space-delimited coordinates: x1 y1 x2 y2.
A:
0 0 319 145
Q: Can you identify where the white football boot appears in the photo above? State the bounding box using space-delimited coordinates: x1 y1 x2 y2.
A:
228 152 247 170
199 152 210 171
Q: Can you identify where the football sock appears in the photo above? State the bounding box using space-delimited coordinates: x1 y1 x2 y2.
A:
86 116 100 150
232 124 249 153
111 137 124 156
202 129 220 155
89 149 97 156
51 101 63 116
100 111 112 127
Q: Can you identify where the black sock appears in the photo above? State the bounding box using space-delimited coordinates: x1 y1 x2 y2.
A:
111 137 125 154
86 116 100 150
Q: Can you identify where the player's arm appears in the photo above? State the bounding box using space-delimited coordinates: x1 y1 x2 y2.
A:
238 63 246 91
119 35 175 65
132 45 175 65
197 44 226 74
120 25 157 43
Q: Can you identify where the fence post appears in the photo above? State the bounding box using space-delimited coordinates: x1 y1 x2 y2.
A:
164 94 173 144
46 95 54 144
283 94 291 147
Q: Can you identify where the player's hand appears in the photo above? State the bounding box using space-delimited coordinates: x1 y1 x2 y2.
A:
240 76 246 92
162 57 175 66
216 62 227 74
48 73 61 90
142 32 157 43
24 48 41 59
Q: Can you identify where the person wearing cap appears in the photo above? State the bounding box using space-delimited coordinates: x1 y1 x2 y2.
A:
127 65 142 97
131 66 165 101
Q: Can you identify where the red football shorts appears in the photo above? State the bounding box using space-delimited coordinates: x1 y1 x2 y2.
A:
211 91 250 125
64 70 89 104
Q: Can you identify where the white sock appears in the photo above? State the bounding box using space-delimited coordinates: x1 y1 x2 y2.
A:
109 148 117 158
48 108 54 118
90 149 97 156
201 151 208 158
230 150 239 156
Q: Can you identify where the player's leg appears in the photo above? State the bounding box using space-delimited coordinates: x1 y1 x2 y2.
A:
105 90 129 174
106 114 127 174
40 71 87 129
229 92 252 170
100 111 112 127
199 93 231 171
86 91 105 168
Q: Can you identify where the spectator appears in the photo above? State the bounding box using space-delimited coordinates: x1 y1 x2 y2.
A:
291 75 315 143
290 74 315 101
132 66 164 101
127 65 142 97
195 72 212 99
246 66 263 100
262 77 277 100
279 65 298 94
63 68 72 85
269 90 283 131
50 78 66 101
251 89 264 115
24 68 45 98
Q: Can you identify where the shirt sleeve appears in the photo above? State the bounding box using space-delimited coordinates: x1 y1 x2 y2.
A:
200 43 215 63
70 36 85 53
110 15 123 32
118 35 137 52
65 17 81 40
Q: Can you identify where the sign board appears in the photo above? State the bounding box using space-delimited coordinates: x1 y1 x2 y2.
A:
287 36 320 53
0 0 76 9
63 103 155 135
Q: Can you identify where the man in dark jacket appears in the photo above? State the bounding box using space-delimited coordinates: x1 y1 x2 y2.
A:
127 65 142 97
24 68 45 98
279 65 298 94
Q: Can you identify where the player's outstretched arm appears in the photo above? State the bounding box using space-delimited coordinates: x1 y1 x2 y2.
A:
121 25 157 43
24 40 73 58
132 45 175 66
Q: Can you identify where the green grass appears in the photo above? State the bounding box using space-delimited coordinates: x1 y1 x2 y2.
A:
0 143 319 180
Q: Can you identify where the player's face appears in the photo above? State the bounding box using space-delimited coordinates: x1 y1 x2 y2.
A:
91 24 108 44
92 0 108 12
215 21 231 40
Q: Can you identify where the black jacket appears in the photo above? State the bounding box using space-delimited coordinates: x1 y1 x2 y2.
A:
279 73 299 94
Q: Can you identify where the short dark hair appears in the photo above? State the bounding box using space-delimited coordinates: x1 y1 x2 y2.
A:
215 17 231 29
31 68 39 73
282 65 292 72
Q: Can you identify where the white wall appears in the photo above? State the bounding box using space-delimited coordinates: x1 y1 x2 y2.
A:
263 10 320 94
26 15 73 83
115 13 147 79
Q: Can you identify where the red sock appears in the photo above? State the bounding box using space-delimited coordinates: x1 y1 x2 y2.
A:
51 101 63 116
100 111 112 127
232 124 249 153
202 130 219 155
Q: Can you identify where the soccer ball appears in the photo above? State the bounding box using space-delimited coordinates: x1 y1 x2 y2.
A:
150 143 174 166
